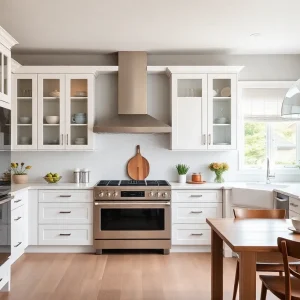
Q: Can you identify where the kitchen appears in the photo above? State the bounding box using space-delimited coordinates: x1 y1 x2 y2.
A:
1 1 300 299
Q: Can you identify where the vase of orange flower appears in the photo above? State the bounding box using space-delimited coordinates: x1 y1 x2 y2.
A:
208 162 229 183
11 162 32 184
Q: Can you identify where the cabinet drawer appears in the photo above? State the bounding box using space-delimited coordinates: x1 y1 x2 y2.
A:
38 225 92 245
289 210 300 218
11 205 25 255
39 190 93 203
0 260 9 290
289 197 300 215
172 190 222 203
172 224 211 245
11 190 27 210
39 203 92 224
172 202 222 224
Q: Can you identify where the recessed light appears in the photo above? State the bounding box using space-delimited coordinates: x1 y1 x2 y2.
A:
250 33 261 37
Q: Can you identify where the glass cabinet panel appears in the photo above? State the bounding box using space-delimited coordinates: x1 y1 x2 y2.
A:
208 74 237 149
38 75 65 149
3 55 8 96
0 54 2 94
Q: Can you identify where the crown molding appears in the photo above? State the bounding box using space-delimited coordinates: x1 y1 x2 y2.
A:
11 59 22 73
0 27 18 50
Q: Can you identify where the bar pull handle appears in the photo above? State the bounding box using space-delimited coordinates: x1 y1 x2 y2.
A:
190 211 203 214
190 233 203 236
208 134 211 145
14 199 22 203
14 242 22 248
61 134 63 145
66 134 69 145
190 195 203 198
59 211 71 214
203 134 206 145
291 203 299 208
14 217 22 221
59 233 71 236
59 195 71 198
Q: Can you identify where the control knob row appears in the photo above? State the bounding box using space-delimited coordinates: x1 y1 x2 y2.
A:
149 192 168 198
98 191 118 197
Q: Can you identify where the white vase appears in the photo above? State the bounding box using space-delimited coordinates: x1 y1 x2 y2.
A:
178 174 186 184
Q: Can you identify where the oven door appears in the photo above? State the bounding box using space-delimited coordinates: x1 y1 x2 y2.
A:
94 201 171 239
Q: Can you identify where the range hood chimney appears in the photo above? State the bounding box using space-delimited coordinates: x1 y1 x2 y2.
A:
93 51 171 133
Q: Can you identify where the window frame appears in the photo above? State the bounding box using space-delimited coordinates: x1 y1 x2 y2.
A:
238 81 300 174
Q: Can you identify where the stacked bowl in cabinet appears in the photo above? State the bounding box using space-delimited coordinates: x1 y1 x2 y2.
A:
171 190 222 246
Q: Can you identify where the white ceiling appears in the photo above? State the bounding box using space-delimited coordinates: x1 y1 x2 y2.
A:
1 0 300 54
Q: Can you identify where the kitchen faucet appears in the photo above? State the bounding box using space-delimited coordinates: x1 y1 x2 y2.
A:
266 158 275 184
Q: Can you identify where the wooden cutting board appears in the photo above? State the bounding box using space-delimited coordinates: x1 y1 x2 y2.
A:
127 145 150 180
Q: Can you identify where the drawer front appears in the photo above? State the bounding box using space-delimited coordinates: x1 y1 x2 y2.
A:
172 224 211 245
11 205 25 252
289 197 300 215
289 210 300 218
39 225 92 245
172 202 222 224
172 190 222 203
11 190 27 210
39 203 93 224
39 190 93 203
0 260 9 289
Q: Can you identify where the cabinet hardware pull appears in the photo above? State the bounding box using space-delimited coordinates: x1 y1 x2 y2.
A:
66 134 69 145
14 217 22 221
59 233 71 236
203 134 206 145
0 278 3 282
190 211 203 214
95 202 170 206
208 134 211 145
14 199 22 203
59 211 71 214
190 233 203 236
61 134 63 145
291 203 299 207
14 242 22 248
190 195 202 198
59 195 71 198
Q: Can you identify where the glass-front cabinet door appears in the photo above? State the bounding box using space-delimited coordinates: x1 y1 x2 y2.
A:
171 74 208 150
207 74 237 150
12 74 38 150
37 74 65 150
0 45 11 108
65 74 94 150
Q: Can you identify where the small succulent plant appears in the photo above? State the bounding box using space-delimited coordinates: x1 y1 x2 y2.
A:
175 164 190 175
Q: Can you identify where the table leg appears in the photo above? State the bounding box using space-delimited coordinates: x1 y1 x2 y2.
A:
239 251 257 300
211 229 223 300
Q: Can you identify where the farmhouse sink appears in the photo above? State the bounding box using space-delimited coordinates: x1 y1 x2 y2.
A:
246 183 289 190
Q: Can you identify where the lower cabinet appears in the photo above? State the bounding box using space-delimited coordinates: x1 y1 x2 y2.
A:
171 190 222 247
37 190 93 246
11 190 28 264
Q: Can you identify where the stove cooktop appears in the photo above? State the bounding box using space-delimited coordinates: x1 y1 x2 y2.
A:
97 180 170 187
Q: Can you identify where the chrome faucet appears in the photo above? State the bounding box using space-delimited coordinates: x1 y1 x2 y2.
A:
266 158 275 184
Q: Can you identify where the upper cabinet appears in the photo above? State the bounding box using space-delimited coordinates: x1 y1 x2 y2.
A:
169 67 243 151
0 26 18 109
12 72 95 151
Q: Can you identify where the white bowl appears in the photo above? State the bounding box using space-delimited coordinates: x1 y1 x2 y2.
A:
45 116 59 124
292 217 300 231
49 90 60 97
19 116 31 124
214 117 228 124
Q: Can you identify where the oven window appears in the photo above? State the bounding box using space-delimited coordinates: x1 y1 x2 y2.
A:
101 208 165 231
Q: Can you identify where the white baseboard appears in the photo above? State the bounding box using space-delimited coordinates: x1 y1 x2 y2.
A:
171 245 211 253
25 246 95 253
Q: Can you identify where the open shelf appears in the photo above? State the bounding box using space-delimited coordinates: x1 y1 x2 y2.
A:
43 124 60 126
71 124 87 126
213 97 231 100
17 97 32 100
71 97 88 100
213 124 231 126
17 124 32 126
43 97 60 100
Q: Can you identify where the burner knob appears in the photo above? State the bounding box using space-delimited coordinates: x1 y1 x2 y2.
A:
113 192 118 197
150 191 154 197
98 192 104 197
162 192 168 198
156 192 161 197
106 192 111 197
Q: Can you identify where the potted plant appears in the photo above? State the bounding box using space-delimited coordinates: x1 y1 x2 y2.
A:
175 164 190 184
208 162 229 183
11 162 32 184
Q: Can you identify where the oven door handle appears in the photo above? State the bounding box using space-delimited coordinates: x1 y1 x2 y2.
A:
94 202 170 206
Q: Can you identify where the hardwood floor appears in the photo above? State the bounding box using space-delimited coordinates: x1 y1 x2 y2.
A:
0 253 277 300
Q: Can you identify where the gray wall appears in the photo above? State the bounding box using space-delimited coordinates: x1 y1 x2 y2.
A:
11 54 300 183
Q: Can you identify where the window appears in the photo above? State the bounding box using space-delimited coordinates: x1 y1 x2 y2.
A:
240 83 300 171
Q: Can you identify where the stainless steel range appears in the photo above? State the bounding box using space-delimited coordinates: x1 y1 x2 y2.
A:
93 180 171 254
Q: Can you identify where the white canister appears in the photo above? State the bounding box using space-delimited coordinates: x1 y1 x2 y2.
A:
81 168 90 183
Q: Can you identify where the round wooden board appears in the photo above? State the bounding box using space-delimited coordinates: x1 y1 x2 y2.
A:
186 181 206 184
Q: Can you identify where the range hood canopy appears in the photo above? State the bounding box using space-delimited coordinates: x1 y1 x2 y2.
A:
93 51 171 133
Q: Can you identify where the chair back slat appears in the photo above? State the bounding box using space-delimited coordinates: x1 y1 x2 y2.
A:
278 237 300 266
233 208 286 219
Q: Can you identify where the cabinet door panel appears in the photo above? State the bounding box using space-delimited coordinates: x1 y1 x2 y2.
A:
38 74 65 150
207 74 237 150
172 74 207 150
0 45 11 108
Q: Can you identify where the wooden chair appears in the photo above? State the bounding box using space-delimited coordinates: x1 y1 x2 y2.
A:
232 208 287 300
260 238 300 300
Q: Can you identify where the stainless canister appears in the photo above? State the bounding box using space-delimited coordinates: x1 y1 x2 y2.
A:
81 168 90 183
74 168 81 183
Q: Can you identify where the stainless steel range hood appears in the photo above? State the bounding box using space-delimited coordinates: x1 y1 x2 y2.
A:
93 52 171 133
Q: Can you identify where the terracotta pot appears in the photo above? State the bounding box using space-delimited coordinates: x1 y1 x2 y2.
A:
12 174 28 184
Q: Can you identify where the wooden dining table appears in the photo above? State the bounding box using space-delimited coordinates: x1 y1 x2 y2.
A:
206 218 300 300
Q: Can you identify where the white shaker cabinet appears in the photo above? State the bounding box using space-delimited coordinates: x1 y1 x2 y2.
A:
0 27 18 109
169 66 243 151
